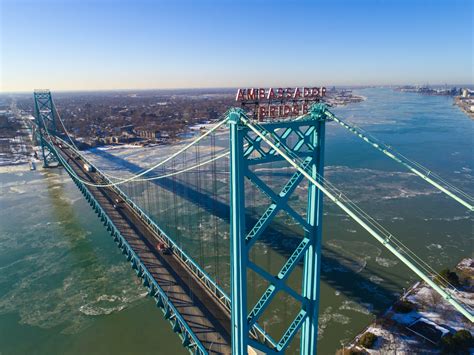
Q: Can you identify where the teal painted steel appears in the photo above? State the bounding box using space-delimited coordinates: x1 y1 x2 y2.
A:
33 90 59 168
277 309 308 352
301 116 325 355
228 107 327 354
39 135 60 168
229 109 249 355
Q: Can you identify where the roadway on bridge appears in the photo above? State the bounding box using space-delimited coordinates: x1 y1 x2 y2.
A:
55 141 232 354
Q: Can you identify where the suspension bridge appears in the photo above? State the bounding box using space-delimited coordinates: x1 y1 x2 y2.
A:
31 89 473 354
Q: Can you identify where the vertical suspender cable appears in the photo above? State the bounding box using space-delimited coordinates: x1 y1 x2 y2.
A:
172 157 179 245
211 132 220 283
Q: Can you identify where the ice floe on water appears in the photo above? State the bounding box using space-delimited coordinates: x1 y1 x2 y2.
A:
8 185 28 194
0 164 32 174
0 256 147 334
0 173 147 334
318 306 351 339
423 215 471 222
375 256 399 268
323 165 443 204
426 243 443 251
79 291 147 316
339 300 373 315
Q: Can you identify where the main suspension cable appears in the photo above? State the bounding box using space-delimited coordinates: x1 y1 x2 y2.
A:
41 116 229 188
53 95 231 184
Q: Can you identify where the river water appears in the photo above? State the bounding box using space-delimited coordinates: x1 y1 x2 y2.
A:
0 89 472 354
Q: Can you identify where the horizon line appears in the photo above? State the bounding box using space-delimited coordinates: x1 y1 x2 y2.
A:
1 83 474 95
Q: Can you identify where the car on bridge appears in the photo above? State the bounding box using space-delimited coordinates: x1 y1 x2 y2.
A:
157 242 172 255
83 163 96 172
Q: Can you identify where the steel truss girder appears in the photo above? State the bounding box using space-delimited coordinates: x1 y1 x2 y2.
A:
246 151 313 166
244 121 316 162
229 107 327 354
246 168 312 239
247 235 311 327
277 309 307 352
244 157 313 248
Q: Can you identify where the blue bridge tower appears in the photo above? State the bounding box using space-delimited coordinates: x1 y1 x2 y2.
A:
33 90 60 168
229 105 327 354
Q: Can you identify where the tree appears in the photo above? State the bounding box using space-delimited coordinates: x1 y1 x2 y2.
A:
392 300 415 313
435 268 460 287
441 329 473 354
358 332 377 349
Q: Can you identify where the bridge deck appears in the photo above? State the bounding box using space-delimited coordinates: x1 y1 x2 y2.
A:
56 143 231 354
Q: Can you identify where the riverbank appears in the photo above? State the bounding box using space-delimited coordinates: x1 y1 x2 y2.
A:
0 108 36 166
344 258 473 354
454 96 474 119
0 116 33 166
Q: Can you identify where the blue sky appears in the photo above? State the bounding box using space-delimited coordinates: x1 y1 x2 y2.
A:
1 0 472 92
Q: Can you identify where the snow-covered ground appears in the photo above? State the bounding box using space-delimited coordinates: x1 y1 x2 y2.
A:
0 116 35 166
348 258 473 354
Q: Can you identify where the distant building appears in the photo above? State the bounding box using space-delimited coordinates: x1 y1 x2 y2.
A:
113 124 135 135
121 131 135 140
135 129 161 140
461 88 471 98
100 136 120 144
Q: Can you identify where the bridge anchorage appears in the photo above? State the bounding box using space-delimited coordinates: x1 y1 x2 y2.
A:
33 90 473 355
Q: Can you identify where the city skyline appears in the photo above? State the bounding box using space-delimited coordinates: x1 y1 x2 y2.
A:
1 0 472 92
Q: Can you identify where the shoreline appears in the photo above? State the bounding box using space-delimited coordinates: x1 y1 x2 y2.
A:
453 96 474 120
0 104 36 167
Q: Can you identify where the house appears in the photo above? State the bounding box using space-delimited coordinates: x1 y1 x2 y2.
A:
406 317 449 345
135 129 161 140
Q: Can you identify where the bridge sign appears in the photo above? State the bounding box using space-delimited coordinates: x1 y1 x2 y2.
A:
236 86 326 119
